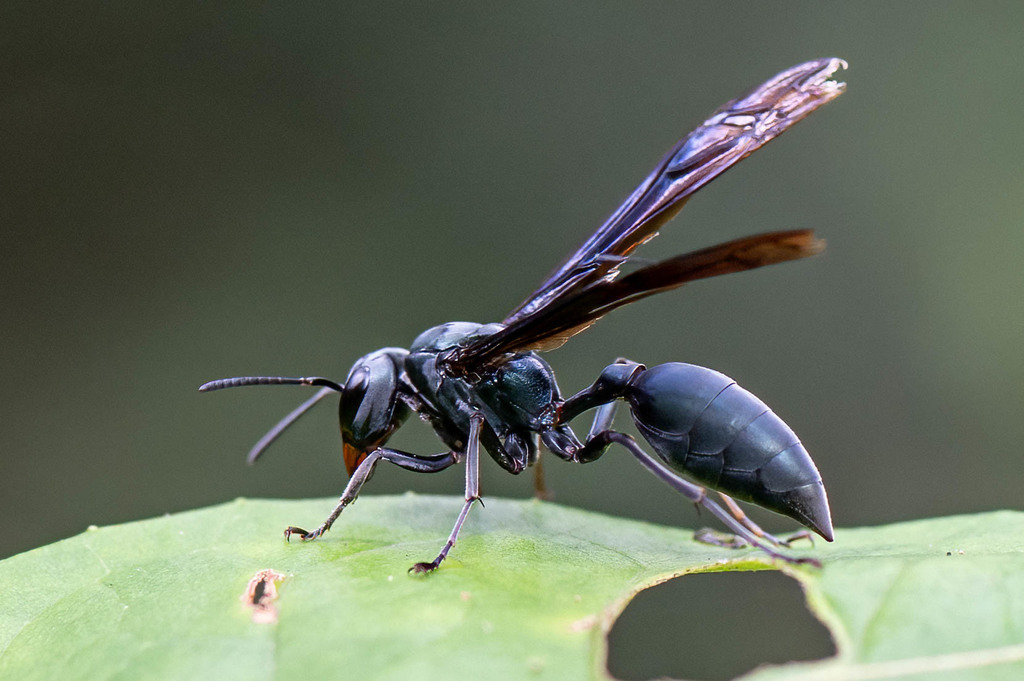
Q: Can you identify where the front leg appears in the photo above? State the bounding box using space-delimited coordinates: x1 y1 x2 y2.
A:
285 448 457 541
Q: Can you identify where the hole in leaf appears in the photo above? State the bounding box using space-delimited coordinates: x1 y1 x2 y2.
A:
607 570 834 681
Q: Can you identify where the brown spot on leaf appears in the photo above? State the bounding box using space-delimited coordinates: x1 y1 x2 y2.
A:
242 569 286 623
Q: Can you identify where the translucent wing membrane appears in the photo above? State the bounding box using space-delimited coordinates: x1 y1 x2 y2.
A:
448 230 824 366
504 58 845 326
445 58 845 374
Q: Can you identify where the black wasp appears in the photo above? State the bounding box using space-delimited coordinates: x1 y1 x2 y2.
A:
202 58 846 572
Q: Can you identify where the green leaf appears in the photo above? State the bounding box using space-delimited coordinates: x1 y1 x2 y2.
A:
1 497 1022 681
742 509 1024 681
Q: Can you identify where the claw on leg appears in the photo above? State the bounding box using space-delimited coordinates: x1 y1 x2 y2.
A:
284 526 306 541
408 560 441 574
694 527 748 549
284 525 327 542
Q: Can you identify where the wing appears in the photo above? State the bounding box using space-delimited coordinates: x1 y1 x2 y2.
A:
446 230 824 371
444 58 845 376
502 58 846 327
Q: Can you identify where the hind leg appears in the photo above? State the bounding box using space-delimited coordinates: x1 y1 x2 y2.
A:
694 493 814 549
574 430 820 566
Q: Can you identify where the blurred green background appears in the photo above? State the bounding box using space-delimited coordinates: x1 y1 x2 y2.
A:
3 2 1023 678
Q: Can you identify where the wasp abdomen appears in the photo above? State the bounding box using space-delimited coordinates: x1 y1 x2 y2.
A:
627 362 832 540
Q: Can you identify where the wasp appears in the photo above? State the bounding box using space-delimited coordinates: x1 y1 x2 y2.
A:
202 58 846 572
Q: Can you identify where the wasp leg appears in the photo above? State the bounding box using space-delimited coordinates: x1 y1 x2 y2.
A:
531 445 554 501
410 413 484 574
587 401 618 441
694 525 815 550
559 401 619 464
582 430 821 567
696 493 815 549
285 448 458 542
780 530 815 546
712 493 790 546
693 527 749 549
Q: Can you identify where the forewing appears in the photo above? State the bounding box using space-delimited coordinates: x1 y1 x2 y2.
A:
502 58 846 327
445 58 845 376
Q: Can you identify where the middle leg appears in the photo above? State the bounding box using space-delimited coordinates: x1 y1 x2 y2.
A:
409 412 485 573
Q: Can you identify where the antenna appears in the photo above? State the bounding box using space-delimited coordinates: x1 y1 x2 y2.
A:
199 376 344 463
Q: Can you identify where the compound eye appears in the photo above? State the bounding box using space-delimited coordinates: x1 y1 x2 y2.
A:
339 353 404 450
344 366 371 400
